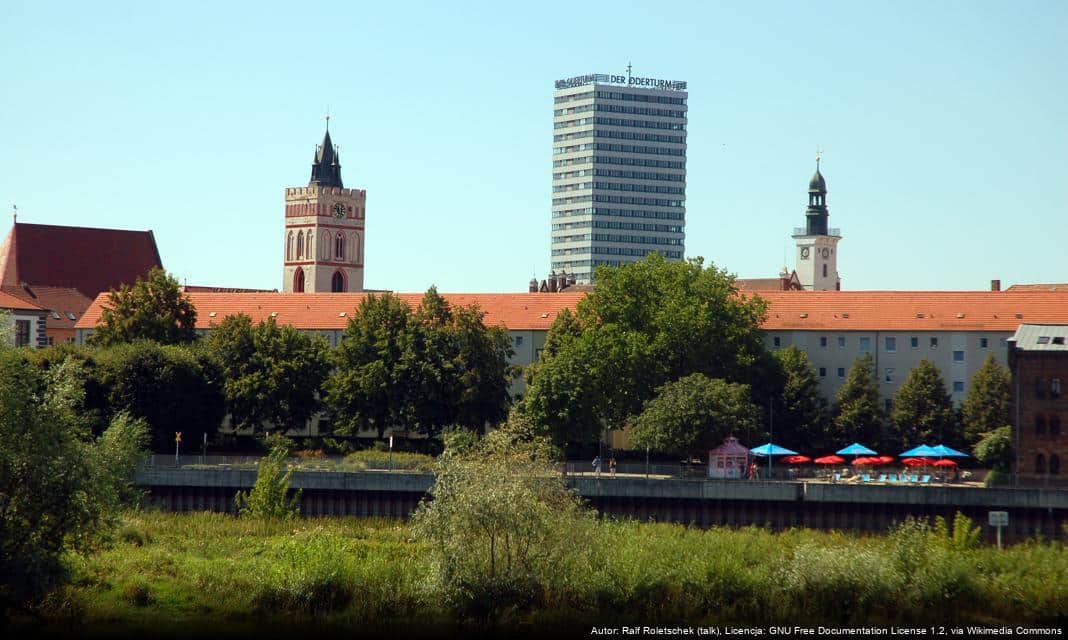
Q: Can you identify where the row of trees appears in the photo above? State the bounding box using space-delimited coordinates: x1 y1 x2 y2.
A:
517 255 1012 461
66 263 1013 460
771 347 1011 455
32 269 514 449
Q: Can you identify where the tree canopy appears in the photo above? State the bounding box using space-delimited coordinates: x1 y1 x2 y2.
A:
772 346 828 452
630 373 759 458
521 254 771 444
831 354 886 449
892 358 960 448
0 351 147 613
325 288 513 439
90 267 197 346
208 314 330 434
961 354 1011 445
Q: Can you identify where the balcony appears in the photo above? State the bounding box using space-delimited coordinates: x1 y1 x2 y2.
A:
793 227 841 237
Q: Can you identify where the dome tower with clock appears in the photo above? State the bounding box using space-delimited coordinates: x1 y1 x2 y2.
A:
282 125 366 293
791 154 841 291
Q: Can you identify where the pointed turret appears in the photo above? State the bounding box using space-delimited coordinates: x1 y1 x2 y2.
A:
309 129 343 188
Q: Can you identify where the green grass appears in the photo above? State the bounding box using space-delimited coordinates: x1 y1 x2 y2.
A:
31 511 1068 636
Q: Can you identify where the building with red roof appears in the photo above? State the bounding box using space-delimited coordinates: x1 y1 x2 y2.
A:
0 222 163 344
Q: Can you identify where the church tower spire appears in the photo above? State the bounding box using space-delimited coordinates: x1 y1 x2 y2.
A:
309 128 343 188
791 152 842 291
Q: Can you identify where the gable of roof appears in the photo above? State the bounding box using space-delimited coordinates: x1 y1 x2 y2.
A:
77 292 589 332
0 223 163 298
0 289 46 313
2 285 92 328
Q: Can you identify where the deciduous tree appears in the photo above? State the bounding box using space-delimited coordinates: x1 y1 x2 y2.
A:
522 254 770 444
631 373 759 459
209 314 329 433
90 267 197 346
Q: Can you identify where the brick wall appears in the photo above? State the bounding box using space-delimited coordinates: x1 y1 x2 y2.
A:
1010 349 1068 478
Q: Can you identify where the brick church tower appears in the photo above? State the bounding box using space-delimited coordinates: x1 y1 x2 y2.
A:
282 126 366 292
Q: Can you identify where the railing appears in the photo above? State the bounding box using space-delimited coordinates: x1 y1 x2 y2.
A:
792 227 841 237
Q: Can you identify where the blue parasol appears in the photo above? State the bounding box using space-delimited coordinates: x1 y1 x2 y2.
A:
837 443 878 456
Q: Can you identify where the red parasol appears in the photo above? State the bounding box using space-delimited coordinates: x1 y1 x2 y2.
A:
814 455 846 465
851 457 876 466
875 456 895 465
902 457 935 467
783 455 812 464
933 459 959 468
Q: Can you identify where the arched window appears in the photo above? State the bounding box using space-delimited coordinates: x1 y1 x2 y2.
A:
294 268 305 293
1035 454 1046 474
335 232 345 260
331 271 345 293
296 232 304 259
1053 378 1062 397
822 263 828 278
1036 414 1047 435
286 232 293 261
1051 454 1062 476
1051 415 1062 436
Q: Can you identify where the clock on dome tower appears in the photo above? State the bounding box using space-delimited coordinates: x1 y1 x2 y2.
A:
282 125 366 293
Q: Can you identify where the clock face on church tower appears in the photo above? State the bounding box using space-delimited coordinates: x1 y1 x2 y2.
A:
333 203 346 218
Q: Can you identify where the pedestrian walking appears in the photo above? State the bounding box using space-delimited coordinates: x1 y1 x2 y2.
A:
609 456 617 477
592 455 602 476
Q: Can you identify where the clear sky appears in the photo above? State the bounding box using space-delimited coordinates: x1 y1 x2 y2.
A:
1 0 1065 293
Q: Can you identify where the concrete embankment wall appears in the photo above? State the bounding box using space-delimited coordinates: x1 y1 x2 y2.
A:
135 469 1068 543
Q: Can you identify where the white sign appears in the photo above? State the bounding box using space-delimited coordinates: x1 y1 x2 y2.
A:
988 511 1009 527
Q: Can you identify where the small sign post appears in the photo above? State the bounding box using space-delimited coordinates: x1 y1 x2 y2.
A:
175 432 182 467
988 511 1009 549
388 435 394 472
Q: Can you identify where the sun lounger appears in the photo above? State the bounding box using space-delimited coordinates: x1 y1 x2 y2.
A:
877 474 887 482
920 475 931 484
862 473 871 482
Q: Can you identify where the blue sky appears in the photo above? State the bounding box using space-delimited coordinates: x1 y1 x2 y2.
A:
1 0 1065 293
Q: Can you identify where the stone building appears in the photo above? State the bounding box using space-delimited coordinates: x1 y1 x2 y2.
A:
283 127 367 293
1008 324 1068 483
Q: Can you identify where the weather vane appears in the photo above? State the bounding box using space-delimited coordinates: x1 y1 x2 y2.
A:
816 146 824 167
11 204 16 223
325 106 331 131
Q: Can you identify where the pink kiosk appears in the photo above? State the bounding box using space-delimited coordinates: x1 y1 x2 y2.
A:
708 436 750 479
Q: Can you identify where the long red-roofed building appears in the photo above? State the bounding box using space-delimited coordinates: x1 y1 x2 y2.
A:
0 222 163 344
75 288 1068 405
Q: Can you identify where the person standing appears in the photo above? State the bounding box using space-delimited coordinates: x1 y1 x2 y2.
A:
592 455 602 476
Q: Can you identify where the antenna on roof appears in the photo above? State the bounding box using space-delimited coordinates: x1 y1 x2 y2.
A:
12 204 16 223
626 61 632 82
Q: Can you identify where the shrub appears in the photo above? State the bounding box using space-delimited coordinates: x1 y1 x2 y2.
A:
341 449 434 471
235 437 301 520
120 582 153 607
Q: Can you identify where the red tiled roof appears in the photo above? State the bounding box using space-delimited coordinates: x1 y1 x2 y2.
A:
1006 283 1068 292
77 292 589 332
74 289 1068 334
752 290 1068 331
0 223 162 298
0 289 45 312
182 285 278 293
2 285 92 328
735 278 786 291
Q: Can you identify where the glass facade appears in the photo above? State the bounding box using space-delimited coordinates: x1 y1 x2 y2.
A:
551 80 687 283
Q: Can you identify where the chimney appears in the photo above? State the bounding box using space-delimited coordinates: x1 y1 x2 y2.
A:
548 270 558 293
991 279 1001 292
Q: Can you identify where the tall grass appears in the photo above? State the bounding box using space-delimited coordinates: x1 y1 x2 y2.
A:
46 510 1068 634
